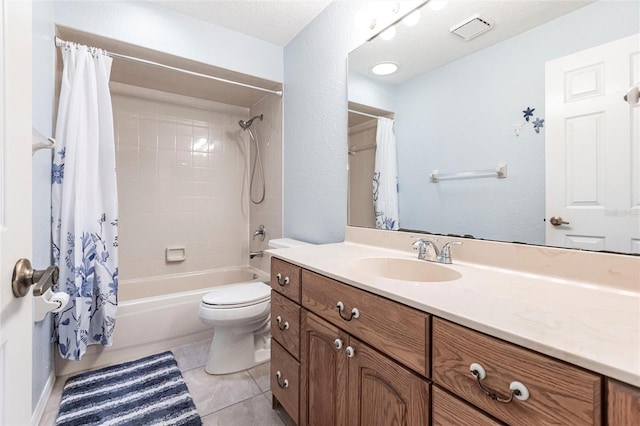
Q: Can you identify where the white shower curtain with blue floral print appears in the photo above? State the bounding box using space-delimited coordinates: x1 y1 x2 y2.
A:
52 43 118 361
373 117 400 230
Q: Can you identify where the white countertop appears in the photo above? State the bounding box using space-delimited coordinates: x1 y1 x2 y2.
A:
268 241 640 387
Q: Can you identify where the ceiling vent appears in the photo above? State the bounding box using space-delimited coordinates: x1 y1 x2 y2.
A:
450 14 493 40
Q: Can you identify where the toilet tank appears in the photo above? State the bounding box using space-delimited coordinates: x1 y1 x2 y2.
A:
268 238 313 249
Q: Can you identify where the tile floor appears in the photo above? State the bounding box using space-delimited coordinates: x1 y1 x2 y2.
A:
39 339 293 426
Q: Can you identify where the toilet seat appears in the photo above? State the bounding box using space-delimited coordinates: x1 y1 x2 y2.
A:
201 282 270 309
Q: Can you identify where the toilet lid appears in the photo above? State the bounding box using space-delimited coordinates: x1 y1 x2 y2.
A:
202 282 270 308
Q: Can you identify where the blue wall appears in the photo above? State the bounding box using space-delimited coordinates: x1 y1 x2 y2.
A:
394 0 639 244
283 2 371 243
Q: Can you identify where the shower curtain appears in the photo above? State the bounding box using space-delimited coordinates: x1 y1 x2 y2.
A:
373 117 400 230
52 43 119 361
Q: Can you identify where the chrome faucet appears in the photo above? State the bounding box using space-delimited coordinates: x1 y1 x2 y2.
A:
249 251 264 259
253 224 266 241
412 237 462 264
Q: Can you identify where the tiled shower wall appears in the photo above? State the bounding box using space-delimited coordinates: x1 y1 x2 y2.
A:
249 94 283 272
112 83 252 280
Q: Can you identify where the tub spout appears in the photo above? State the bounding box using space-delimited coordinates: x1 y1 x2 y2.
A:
249 251 263 259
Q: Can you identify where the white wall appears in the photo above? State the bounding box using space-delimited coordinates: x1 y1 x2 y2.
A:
283 1 372 244
348 70 396 112
54 0 283 83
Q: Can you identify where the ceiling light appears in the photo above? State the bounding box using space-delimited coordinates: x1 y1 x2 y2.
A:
403 10 421 27
380 26 396 41
371 62 398 76
428 0 448 11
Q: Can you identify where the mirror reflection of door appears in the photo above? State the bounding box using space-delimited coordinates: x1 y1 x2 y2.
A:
347 102 394 228
545 33 640 253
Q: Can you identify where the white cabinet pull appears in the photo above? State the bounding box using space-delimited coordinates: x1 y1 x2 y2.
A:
275 273 290 286
469 362 529 403
275 315 289 331
275 371 289 388
334 338 343 349
345 346 355 358
336 301 360 321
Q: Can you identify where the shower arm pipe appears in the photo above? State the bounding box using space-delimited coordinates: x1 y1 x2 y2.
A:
54 36 283 98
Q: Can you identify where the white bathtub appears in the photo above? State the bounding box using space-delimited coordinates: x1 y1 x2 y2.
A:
56 266 270 376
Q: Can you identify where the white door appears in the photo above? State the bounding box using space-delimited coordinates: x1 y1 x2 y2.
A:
0 1 33 425
545 34 640 253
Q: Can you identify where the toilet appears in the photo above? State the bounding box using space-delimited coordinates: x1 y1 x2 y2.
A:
199 238 311 374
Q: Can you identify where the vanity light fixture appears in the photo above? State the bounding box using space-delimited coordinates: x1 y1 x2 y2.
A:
371 62 399 76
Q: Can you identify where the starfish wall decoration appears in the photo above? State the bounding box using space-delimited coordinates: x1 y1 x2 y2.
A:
514 106 544 136
522 107 535 122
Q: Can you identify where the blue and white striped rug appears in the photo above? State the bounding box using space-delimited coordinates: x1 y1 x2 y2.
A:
55 351 202 426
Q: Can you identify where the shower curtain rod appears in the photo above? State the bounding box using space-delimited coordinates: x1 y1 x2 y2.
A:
54 36 283 98
348 109 386 119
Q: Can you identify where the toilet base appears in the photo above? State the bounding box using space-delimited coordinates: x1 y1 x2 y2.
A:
205 328 271 375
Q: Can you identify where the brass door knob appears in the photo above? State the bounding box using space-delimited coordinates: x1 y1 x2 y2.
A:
11 259 59 298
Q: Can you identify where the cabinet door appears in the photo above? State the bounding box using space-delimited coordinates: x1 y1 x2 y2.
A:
300 311 349 426
608 379 640 425
348 337 429 426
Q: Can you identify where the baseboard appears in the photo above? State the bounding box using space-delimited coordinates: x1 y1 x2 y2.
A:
55 330 213 376
31 370 56 426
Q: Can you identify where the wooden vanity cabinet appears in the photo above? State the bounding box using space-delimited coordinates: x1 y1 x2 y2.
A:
270 259 303 424
301 269 429 376
270 257 638 426
432 317 602 426
271 258 302 303
300 310 429 426
300 311 349 425
607 379 640 425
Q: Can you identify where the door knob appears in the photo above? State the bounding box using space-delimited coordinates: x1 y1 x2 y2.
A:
549 216 570 226
11 259 59 298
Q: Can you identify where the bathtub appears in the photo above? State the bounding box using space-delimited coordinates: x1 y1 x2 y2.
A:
56 266 270 376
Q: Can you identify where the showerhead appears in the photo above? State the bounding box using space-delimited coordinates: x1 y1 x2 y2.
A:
239 114 263 130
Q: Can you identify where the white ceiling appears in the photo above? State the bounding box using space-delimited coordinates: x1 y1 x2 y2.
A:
151 0 334 47
349 0 594 85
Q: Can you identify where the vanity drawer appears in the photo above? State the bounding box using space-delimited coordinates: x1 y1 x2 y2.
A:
271 290 301 359
432 385 504 426
432 318 602 426
271 340 300 425
301 269 429 376
271 258 301 303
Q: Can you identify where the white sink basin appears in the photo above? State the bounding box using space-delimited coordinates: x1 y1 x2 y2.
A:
349 257 462 282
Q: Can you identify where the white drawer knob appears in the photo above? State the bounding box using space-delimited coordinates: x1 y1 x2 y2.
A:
470 362 486 380
510 381 530 401
346 346 355 358
334 338 343 349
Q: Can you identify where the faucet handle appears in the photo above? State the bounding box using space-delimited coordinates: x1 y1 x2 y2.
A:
439 240 462 263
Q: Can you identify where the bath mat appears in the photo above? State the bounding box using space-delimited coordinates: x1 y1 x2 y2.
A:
55 351 202 426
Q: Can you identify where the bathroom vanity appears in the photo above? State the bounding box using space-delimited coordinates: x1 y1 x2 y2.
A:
268 228 640 425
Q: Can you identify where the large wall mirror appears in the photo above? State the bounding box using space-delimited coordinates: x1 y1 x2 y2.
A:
348 0 640 254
